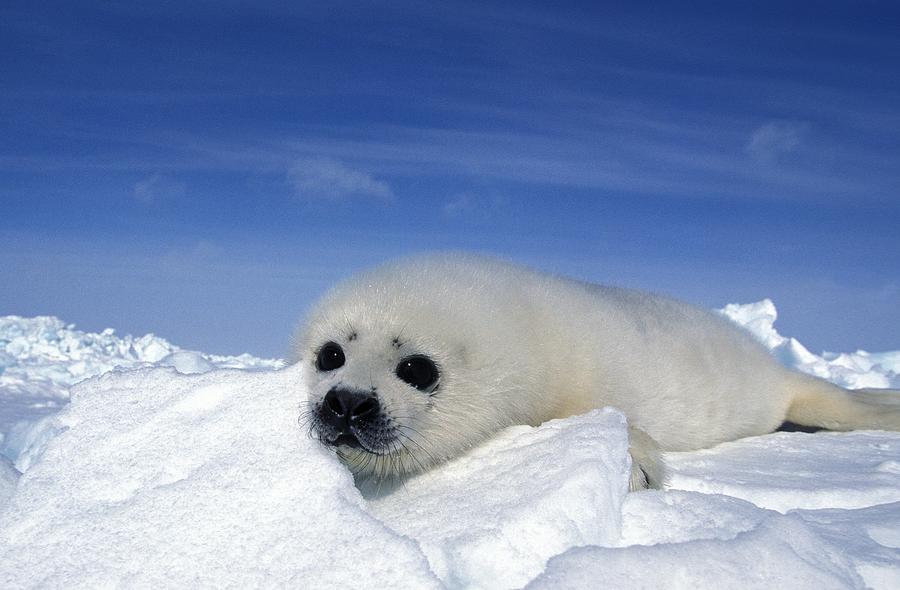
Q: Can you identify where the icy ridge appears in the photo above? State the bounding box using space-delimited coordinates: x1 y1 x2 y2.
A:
718 300 899 389
0 315 282 387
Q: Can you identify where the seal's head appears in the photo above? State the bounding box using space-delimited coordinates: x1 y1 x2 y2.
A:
296 255 549 481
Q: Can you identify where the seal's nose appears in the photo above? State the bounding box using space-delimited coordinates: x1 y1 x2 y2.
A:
321 387 380 432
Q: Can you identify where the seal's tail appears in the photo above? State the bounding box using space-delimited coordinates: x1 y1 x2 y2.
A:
785 372 900 432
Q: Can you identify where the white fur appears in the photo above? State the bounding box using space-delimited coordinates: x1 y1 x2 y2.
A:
297 254 900 488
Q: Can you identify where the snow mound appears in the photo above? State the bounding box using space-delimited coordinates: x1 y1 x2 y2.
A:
369 410 630 589
0 365 629 589
0 316 281 467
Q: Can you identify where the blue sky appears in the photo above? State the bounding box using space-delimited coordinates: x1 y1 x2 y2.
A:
2 1 899 357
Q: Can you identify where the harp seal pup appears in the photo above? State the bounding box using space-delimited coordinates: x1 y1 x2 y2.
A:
297 253 900 490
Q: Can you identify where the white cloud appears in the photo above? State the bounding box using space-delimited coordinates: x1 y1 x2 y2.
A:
442 193 509 218
746 121 808 163
287 157 394 201
443 193 474 216
133 173 186 204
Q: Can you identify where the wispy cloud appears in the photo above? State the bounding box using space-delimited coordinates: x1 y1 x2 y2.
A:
17 106 894 206
133 173 186 204
286 157 394 201
746 121 809 163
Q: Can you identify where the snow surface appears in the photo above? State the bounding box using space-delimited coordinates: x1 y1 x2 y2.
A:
0 303 898 589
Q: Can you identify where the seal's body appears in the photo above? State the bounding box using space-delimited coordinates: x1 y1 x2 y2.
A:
298 254 900 489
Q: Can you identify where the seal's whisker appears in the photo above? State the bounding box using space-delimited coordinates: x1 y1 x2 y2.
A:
395 425 436 455
394 432 431 475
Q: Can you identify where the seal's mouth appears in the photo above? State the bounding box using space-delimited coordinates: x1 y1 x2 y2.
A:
331 432 363 449
325 430 388 454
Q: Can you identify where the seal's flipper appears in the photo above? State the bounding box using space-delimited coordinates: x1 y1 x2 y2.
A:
628 425 667 491
785 374 900 432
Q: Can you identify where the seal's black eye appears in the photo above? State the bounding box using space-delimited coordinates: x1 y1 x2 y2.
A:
396 355 439 392
315 342 345 372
